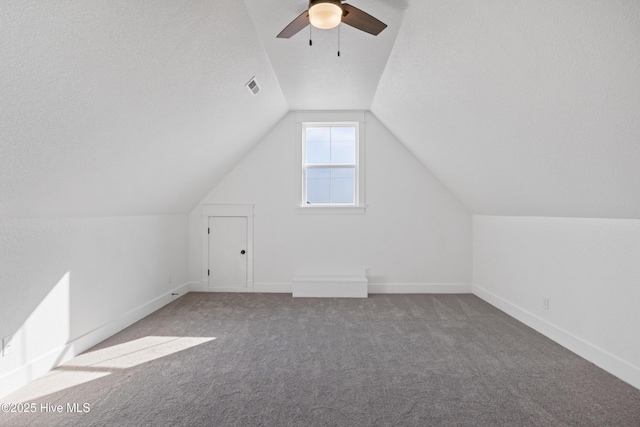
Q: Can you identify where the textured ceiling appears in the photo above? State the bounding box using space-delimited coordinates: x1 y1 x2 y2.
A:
372 0 640 218
244 0 407 110
0 0 287 218
2 1 639 220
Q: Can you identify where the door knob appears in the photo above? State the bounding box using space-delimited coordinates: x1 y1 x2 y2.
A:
240 250 246 255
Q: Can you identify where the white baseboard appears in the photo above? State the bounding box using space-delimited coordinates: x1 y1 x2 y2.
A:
195 280 255 293
473 284 640 391
199 286 251 293
193 282 473 295
0 282 192 399
253 282 293 293
369 283 472 294
191 282 292 294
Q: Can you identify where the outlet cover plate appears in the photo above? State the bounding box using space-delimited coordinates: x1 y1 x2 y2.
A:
2 335 14 356
543 295 550 310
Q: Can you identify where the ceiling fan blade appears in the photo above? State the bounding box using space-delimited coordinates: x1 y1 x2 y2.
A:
341 3 387 36
277 10 310 38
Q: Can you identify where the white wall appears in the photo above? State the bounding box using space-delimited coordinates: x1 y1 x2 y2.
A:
473 215 640 389
0 215 188 397
189 112 472 292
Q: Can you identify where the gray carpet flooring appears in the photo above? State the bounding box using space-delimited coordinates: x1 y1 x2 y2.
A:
1 293 639 426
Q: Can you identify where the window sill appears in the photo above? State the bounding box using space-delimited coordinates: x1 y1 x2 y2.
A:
295 206 366 215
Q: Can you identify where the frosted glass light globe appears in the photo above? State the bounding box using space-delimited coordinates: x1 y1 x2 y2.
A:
309 2 342 29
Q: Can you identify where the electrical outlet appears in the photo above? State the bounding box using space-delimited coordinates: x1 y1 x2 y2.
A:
2 335 14 357
365 268 370 277
543 295 550 310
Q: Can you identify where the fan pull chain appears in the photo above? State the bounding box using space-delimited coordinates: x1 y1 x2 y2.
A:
309 24 312 46
337 24 341 56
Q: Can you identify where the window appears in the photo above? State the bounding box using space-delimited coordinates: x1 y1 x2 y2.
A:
295 111 366 214
302 123 359 206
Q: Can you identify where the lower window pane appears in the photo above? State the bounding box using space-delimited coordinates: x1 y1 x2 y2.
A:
306 168 331 204
331 168 355 204
306 167 355 205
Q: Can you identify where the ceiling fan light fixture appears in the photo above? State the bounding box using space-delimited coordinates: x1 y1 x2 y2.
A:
309 0 342 30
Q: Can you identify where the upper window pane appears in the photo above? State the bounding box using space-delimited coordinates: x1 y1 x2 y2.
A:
305 126 355 165
331 140 355 164
306 127 331 143
331 127 356 142
306 141 330 164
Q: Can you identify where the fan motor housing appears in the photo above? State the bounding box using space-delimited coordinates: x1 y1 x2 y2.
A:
309 0 343 11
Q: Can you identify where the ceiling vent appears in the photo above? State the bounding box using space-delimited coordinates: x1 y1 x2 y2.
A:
245 77 261 96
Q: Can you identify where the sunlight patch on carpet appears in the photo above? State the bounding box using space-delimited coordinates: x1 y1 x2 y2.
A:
6 336 215 402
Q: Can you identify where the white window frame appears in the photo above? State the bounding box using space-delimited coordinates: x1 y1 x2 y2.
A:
295 111 366 214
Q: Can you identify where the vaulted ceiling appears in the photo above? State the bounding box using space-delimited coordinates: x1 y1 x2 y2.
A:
1 1 639 219
0 0 288 217
372 0 640 218
244 0 406 109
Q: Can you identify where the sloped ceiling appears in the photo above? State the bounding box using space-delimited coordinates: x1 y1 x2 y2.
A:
372 0 640 219
2 1 639 220
244 0 406 110
0 0 287 218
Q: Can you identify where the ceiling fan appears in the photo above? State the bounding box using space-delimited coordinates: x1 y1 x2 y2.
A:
277 0 387 38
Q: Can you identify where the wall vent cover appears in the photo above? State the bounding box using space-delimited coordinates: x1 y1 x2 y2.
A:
245 77 261 96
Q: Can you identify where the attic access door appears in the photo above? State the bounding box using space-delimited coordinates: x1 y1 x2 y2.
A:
202 205 254 292
208 217 246 287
